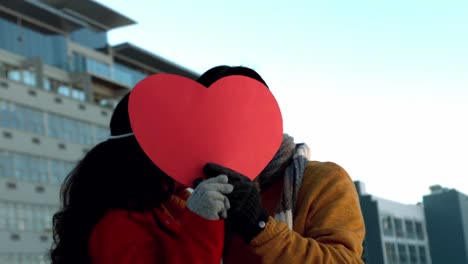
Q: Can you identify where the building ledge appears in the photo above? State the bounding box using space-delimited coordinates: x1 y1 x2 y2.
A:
113 42 199 80
40 0 136 31
0 0 87 33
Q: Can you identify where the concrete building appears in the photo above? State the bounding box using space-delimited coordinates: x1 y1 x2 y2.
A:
355 181 432 264
0 1 197 263
423 185 468 264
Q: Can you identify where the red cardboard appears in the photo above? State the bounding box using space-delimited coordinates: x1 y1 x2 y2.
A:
128 74 283 187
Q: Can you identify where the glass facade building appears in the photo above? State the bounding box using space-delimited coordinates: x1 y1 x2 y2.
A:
70 28 107 50
1 14 149 89
71 52 148 87
0 17 68 69
0 1 198 263
0 99 108 145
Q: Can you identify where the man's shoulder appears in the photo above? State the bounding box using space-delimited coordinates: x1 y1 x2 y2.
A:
304 161 349 178
300 161 352 193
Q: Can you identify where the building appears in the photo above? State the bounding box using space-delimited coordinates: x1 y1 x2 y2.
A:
423 185 468 264
355 181 432 264
0 1 198 263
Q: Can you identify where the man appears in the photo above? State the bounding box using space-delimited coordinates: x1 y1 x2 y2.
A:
199 65 365 263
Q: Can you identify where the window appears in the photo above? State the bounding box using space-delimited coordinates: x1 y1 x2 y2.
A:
0 16 68 69
21 255 35 264
385 243 397 264
0 99 45 135
398 244 408 264
3 64 38 87
44 206 54 231
113 63 147 87
36 254 48 264
50 160 75 185
47 78 86 102
48 113 94 145
95 126 109 142
0 254 47 264
86 57 111 78
6 66 21 82
408 245 417 263
43 78 52 91
0 151 52 184
6 202 15 231
51 160 63 185
113 65 133 86
5 254 20 264
22 70 36 86
394 218 404 238
30 157 40 182
0 151 14 178
0 201 7 230
13 153 27 181
12 153 49 183
71 28 107 49
0 151 75 185
418 246 427 264
23 107 44 135
57 85 71 97
71 88 86 101
0 100 8 128
33 206 43 232
382 215 394 236
0 201 58 233
415 222 425 240
98 98 118 109
25 205 34 232
38 160 49 184
16 204 26 231
39 205 49 232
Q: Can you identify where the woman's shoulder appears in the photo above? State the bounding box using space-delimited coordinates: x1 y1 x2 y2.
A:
88 209 164 262
90 209 155 242
100 208 153 224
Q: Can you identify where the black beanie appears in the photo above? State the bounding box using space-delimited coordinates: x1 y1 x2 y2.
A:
197 65 269 89
109 92 132 136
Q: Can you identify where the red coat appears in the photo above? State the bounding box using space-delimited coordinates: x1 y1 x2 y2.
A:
88 191 224 264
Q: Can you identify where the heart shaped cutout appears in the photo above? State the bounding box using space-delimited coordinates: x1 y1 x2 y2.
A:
128 74 283 187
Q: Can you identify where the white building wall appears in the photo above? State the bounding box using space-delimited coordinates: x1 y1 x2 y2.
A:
376 197 432 264
0 50 113 261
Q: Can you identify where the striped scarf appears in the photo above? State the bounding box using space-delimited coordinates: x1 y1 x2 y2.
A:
256 134 310 229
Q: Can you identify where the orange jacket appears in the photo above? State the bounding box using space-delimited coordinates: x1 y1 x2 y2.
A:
88 191 224 264
223 161 365 263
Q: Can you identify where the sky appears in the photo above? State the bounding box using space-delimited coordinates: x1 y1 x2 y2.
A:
98 0 468 204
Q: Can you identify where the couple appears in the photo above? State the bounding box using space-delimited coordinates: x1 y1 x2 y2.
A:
50 66 365 264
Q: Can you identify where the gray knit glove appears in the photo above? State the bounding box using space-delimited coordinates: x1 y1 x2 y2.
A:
186 175 233 220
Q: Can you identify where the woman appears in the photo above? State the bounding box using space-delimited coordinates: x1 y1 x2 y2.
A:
50 92 232 264
198 65 366 263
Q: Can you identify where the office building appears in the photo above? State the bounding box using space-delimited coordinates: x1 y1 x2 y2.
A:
355 181 432 264
423 185 468 264
0 1 197 263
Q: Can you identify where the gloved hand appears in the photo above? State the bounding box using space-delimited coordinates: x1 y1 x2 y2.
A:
186 175 233 220
203 162 253 185
227 181 269 243
203 163 269 243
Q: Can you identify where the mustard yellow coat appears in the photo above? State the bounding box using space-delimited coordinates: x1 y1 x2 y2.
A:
223 161 365 263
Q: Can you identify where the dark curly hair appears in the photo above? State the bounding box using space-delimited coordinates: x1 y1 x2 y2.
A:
50 93 175 264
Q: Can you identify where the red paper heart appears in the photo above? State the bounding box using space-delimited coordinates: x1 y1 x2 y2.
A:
128 74 283 187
